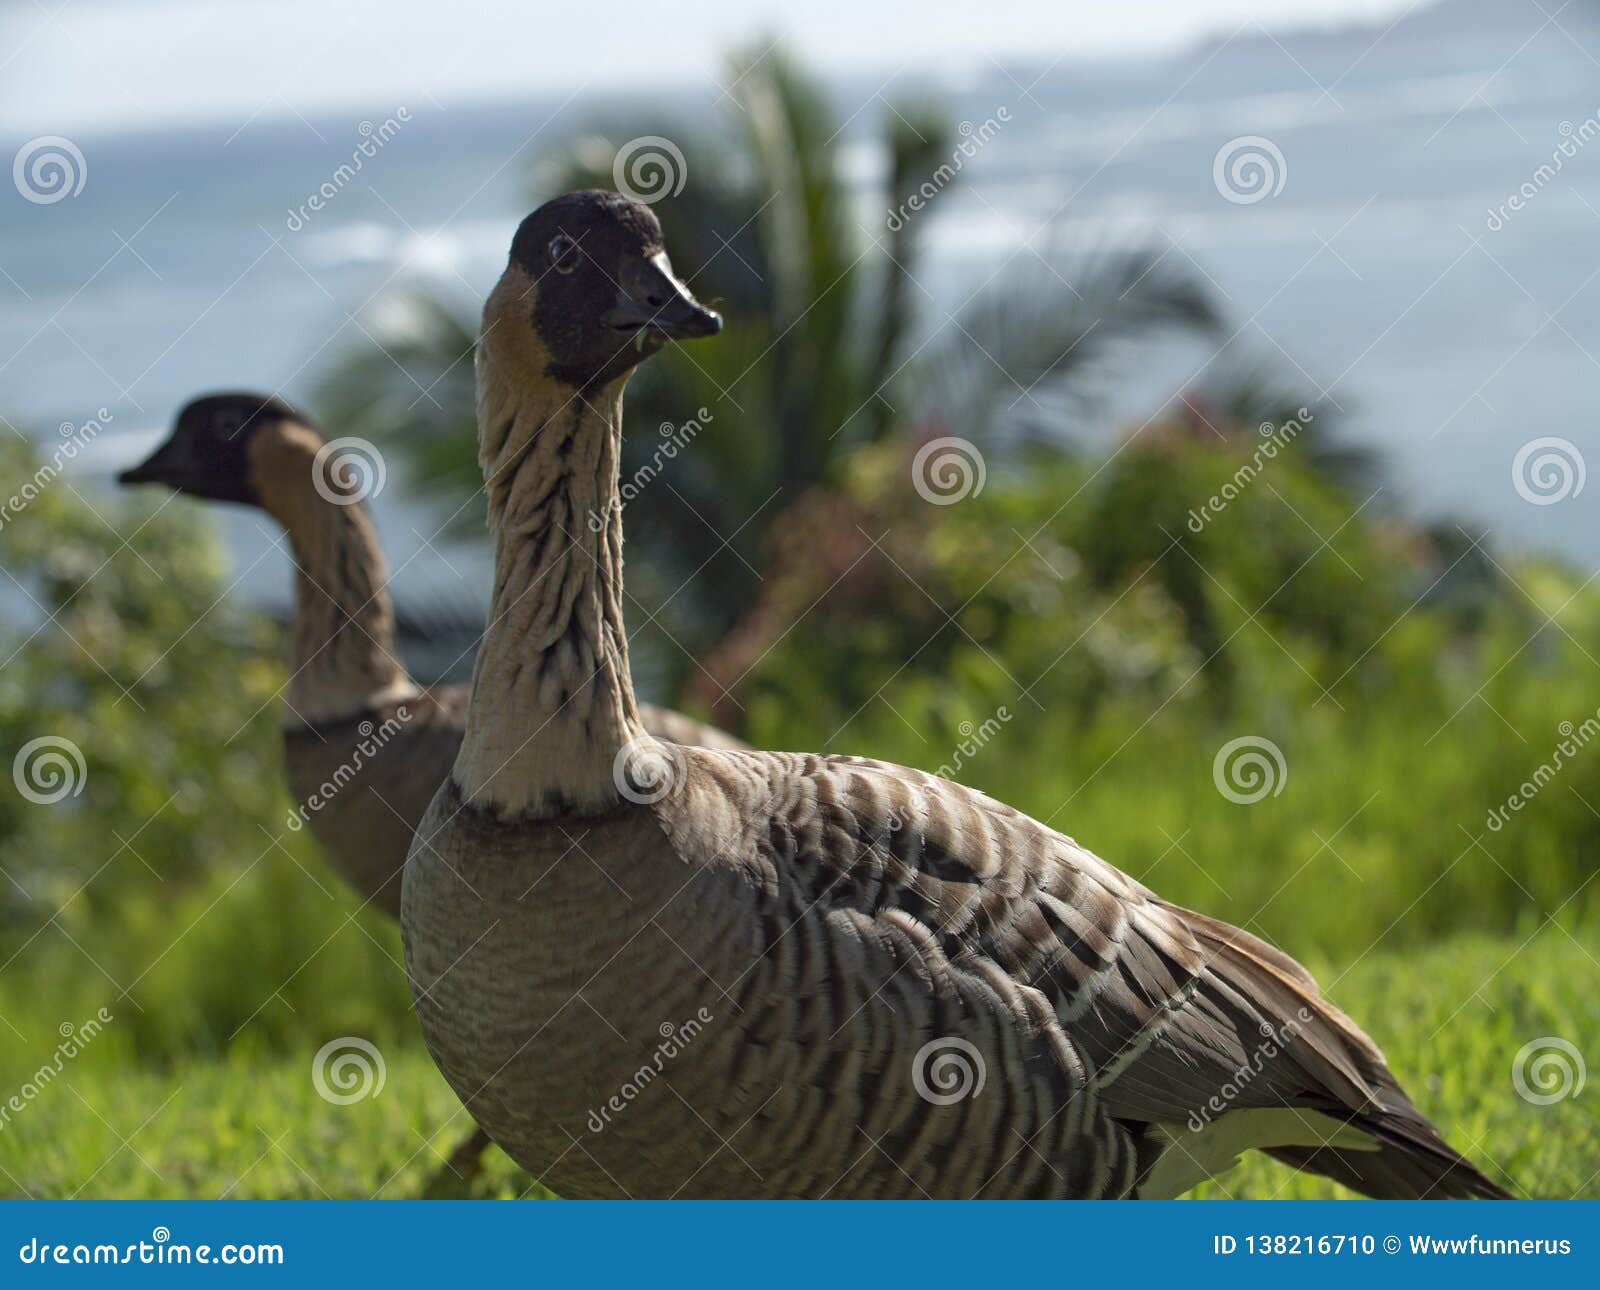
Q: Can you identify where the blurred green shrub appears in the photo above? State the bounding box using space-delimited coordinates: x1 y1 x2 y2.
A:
732 426 1600 960
0 435 284 916
0 434 410 1063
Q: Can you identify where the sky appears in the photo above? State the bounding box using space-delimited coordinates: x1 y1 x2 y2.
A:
2 0 1425 136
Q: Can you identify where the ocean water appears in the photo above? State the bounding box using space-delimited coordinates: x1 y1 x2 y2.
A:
3 0 1597 630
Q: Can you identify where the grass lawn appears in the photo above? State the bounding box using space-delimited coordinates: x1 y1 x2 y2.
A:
0 924 1592 1200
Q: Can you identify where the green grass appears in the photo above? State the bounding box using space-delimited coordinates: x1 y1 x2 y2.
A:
1 924 1591 1200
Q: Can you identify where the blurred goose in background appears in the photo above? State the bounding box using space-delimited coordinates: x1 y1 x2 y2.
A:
118 391 744 1192
402 190 1511 1200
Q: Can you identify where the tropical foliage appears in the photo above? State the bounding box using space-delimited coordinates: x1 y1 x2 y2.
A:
317 44 1218 688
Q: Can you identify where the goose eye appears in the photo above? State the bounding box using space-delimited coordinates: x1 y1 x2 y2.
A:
548 235 578 274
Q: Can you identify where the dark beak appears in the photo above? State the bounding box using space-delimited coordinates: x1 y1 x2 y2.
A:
604 251 722 341
117 438 188 488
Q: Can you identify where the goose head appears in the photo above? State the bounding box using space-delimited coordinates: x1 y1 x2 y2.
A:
118 393 314 507
485 189 721 392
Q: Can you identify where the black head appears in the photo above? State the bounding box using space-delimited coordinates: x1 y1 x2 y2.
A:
504 190 721 389
118 393 307 506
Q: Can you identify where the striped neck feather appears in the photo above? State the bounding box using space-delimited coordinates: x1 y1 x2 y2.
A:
450 348 645 817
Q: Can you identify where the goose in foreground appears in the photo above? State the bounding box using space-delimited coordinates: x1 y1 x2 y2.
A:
402 190 1510 1200
118 392 744 1191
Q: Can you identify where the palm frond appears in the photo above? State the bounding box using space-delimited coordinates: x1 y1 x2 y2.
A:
1186 360 1380 494
910 242 1220 445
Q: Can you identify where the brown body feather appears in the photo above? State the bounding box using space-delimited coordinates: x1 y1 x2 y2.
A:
402 207 1508 1198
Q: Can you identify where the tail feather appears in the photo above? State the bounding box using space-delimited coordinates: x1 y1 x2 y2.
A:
1159 901 1511 1199
1267 1136 1511 1199
1269 1078 1511 1199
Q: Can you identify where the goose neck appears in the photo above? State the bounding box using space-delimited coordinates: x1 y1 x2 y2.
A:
451 360 645 817
254 438 417 726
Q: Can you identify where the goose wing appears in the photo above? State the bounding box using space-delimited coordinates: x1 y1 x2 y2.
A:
691 749 1506 1198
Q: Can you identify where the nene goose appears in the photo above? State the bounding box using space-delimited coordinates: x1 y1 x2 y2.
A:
118 391 743 1190
402 190 1509 1200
